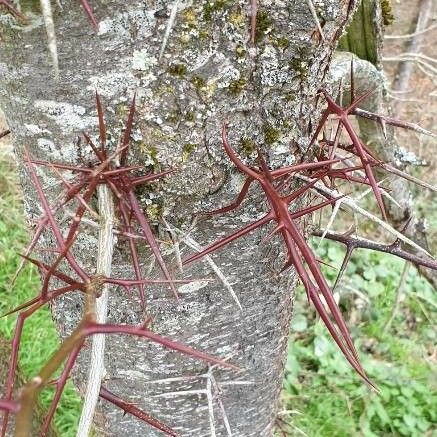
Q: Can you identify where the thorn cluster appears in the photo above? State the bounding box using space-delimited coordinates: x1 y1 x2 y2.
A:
183 105 436 389
310 88 389 220
308 59 436 221
183 125 374 387
0 94 235 436
0 69 435 435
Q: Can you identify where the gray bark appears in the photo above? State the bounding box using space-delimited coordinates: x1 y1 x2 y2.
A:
0 1 356 435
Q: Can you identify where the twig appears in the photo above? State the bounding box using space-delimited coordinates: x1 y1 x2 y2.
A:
384 54 437 75
416 62 437 78
317 198 342 246
306 0 325 41
40 0 59 79
162 218 185 273
209 374 233 436
317 179 390 247
77 185 115 437
295 174 434 259
0 130 10 140
352 107 437 139
165 221 243 310
205 367 217 437
159 0 181 60
392 0 433 93
385 23 437 39
311 229 437 270
14 292 98 436
382 163 437 192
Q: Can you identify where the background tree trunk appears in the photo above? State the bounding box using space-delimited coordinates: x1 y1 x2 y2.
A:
0 1 356 435
336 0 437 288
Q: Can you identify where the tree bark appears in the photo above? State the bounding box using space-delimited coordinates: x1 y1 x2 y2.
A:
0 1 356 435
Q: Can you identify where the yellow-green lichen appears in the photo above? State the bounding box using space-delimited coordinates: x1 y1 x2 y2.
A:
198 29 210 40
190 75 207 89
235 45 247 58
168 63 188 77
185 111 195 122
146 203 163 222
182 143 198 161
155 84 176 97
182 7 198 28
138 143 159 166
204 0 232 21
263 123 281 145
240 138 257 156
285 92 296 102
228 78 247 95
229 11 246 27
289 57 308 80
255 9 273 42
191 76 217 100
115 103 129 119
166 110 182 124
275 36 290 50
380 0 394 25
179 34 191 45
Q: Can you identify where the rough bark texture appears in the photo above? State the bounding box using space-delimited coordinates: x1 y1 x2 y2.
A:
0 1 356 435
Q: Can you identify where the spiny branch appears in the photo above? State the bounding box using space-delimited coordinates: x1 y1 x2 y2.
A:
312 228 437 289
99 387 180 437
1 93 232 436
295 173 434 260
183 125 374 387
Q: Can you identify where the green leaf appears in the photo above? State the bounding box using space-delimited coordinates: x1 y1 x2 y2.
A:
327 246 344 265
291 314 308 332
400 386 414 398
363 269 376 282
373 398 390 425
314 335 331 358
403 414 416 428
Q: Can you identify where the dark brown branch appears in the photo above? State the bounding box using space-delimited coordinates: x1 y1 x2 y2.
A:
312 228 437 270
0 130 10 140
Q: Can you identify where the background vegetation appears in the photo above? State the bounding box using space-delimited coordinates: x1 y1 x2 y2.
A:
0 155 81 436
280 237 436 436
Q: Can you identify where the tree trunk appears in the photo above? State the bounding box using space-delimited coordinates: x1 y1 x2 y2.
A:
0 1 356 435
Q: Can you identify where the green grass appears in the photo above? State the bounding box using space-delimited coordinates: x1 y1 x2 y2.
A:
0 157 82 436
280 240 436 437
